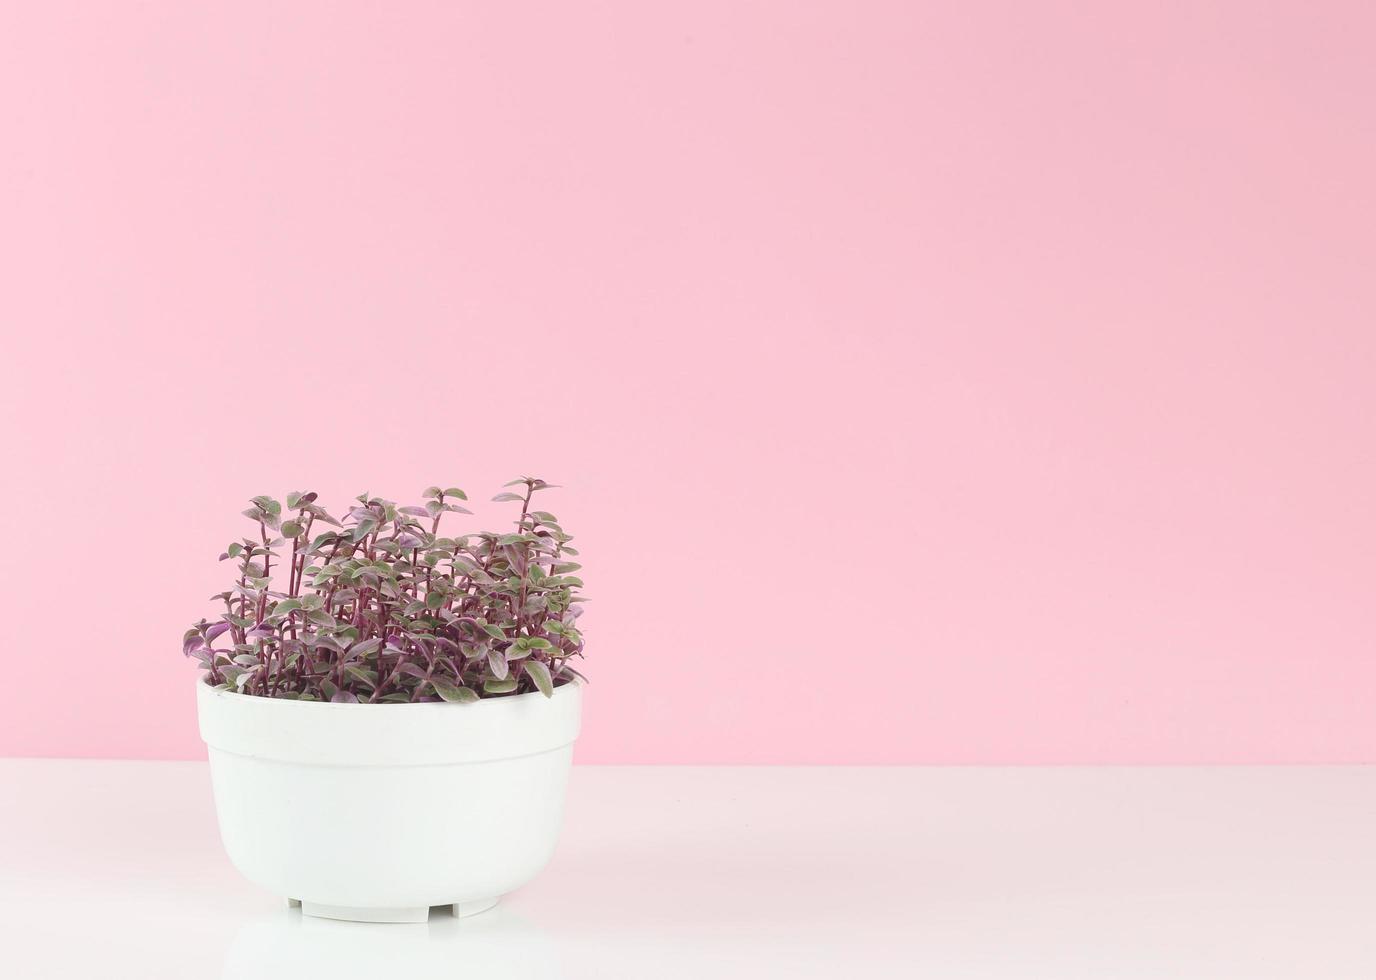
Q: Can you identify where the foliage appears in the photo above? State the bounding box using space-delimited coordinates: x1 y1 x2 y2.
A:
183 479 586 703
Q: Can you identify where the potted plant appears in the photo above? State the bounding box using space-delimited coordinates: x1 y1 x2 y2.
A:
185 478 587 923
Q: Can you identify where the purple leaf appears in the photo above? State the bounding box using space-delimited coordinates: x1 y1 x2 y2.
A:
205 622 231 642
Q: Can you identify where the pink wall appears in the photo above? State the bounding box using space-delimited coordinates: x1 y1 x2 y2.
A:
2 2 1373 764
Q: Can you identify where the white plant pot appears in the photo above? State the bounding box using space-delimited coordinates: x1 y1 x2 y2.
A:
197 678 582 924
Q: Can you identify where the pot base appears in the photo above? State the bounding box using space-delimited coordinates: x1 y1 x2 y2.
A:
453 896 499 918
291 896 500 923
299 902 429 924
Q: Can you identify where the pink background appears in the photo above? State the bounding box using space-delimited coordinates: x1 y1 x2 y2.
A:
2 2 1373 764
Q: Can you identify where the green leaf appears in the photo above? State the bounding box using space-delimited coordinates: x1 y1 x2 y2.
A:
344 665 376 687
492 492 525 502
432 678 479 703
252 496 283 517
488 648 509 680
483 677 518 695
281 520 304 538
482 624 506 641
525 659 553 697
274 599 302 614
423 486 442 498
443 487 468 500
425 590 445 610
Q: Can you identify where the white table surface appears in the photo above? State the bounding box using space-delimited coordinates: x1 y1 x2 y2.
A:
0 760 1372 978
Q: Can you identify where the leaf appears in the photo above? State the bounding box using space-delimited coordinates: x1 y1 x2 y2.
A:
482 623 506 641
281 520 304 538
423 486 442 498
274 599 302 615
205 622 232 642
525 659 554 697
491 492 525 502
308 507 342 528
251 496 283 517
488 648 509 680
425 591 444 610
431 678 479 703
483 677 518 694
344 665 376 687
349 637 382 658
443 487 468 500
330 689 359 703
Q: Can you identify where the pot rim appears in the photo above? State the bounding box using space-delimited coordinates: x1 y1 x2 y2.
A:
197 675 583 766
196 674 581 710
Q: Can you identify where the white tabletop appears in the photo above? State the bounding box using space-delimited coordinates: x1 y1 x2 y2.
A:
0 760 1372 978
